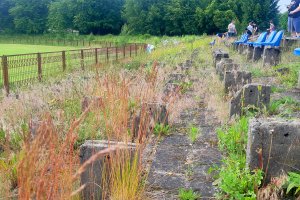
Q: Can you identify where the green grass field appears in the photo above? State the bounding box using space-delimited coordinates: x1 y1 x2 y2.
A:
0 44 79 56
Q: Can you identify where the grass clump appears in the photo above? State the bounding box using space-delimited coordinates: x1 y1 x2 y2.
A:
153 123 170 136
178 188 200 200
215 117 263 199
274 63 300 88
268 96 300 117
188 125 200 143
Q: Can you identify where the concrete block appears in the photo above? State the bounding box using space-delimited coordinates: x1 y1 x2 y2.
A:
216 58 239 80
238 44 247 54
133 102 168 140
230 83 271 117
224 71 252 94
144 102 168 125
252 46 264 61
212 49 229 68
246 118 300 184
263 47 281 67
80 140 137 200
246 46 254 61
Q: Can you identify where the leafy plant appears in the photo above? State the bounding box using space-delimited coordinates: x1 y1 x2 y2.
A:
153 123 170 136
188 125 200 143
216 117 263 199
178 188 200 200
216 154 263 199
286 172 300 196
217 117 248 154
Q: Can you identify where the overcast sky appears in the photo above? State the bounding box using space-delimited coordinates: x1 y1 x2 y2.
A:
278 0 290 13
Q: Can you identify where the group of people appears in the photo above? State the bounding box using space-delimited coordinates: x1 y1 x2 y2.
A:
287 0 300 37
215 0 300 44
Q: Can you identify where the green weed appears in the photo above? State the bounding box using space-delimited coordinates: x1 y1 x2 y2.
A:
188 125 200 143
216 117 248 154
216 154 263 199
153 123 170 136
274 63 300 88
268 96 300 117
178 188 200 200
216 117 263 199
286 172 300 196
179 81 193 94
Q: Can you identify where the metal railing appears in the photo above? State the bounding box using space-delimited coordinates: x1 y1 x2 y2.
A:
1 43 146 94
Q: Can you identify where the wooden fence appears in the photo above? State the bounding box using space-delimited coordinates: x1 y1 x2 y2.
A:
0 37 116 47
1 43 146 94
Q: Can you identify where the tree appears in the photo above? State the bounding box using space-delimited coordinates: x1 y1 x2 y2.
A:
10 0 51 34
48 0 76 32
0 0 14 32
73 0 124 34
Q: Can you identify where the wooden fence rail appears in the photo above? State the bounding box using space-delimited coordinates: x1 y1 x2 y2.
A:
1 43 146 94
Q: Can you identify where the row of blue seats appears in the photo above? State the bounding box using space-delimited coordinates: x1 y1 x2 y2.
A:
234 30 284 48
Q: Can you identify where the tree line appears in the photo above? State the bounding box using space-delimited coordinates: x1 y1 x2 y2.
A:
0 0 280 36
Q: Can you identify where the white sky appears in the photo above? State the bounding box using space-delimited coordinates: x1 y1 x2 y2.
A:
278 0 290 13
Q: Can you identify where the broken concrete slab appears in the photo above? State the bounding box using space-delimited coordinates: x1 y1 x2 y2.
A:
224 70 252 94
246 118 300 184
230 83 271 117
80 140 137 200
263 47 281 67
212 49 229 68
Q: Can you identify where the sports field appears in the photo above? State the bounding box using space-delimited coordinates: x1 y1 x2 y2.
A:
0 44 78 56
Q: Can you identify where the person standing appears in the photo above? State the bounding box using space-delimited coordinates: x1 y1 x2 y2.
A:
228 20 237 37
287 1 295 36
289 0 300 37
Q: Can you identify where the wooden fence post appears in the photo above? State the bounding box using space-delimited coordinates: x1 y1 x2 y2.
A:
135 43 137 56
130 45 132 57
37 53 42 81
2 56 9 95
123 45 126 58
116 47 118 60
106 47 109 63
95 48 98 64
81 49 85 70
62 51 66 71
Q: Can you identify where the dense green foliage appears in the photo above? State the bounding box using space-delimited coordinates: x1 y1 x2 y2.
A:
0 0 280 35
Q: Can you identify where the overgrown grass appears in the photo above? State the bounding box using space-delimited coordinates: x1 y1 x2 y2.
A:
268 96 300 117
273 63 300 88
216 117 263 199
0 35 213 199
